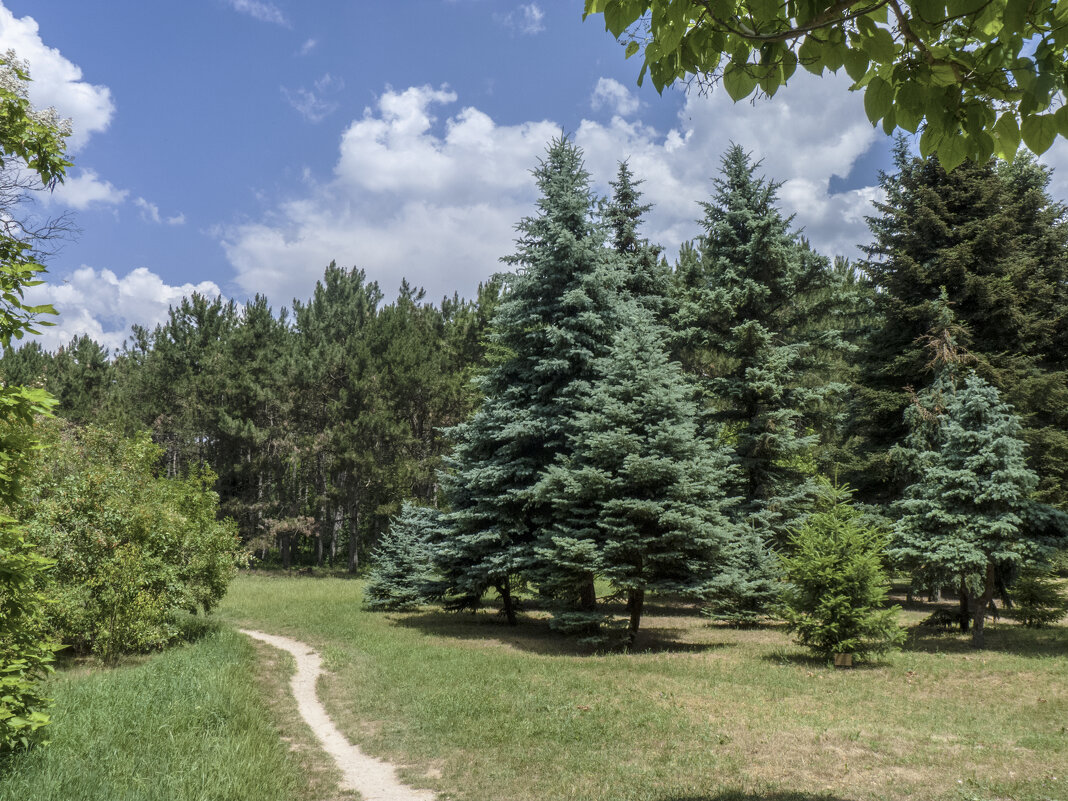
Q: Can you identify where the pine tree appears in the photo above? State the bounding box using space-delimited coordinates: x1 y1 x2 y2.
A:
856 143 1068 507
893 371 1047 648
701 522 780 627
673 144 842 542
780 483 905 661
535 305 736 640
364 503 446 610
439 137 622 624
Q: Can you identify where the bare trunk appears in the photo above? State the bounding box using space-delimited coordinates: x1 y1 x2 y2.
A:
970 564 997 649
347 507 360 573
958 580 970 633
929 586 941 603
579 575 597 613
498 581 517 626
627 588 645 643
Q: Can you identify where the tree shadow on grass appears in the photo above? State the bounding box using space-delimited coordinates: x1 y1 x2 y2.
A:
757 649 895 671
660 793 855 801
902 620 1068 658
391 608 731 657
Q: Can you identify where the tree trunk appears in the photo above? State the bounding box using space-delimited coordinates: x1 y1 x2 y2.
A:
579 575 597 613
929 586 941 603
347 507 360 573
280 532 291 570
970 563 997 649
498 581 517 626
958 580 970 633
627 588 645 643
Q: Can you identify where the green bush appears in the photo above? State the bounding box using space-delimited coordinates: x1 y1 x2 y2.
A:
779 484 905 661
22 421 244 661
1006 566 1068 628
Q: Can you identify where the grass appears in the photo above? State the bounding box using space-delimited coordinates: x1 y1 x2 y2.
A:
217 574 1068 801
0 625 346 801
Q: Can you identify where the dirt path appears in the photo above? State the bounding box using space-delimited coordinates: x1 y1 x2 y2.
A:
240 629 436 801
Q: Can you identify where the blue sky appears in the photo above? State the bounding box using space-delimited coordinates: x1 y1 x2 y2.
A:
5 0 1055 352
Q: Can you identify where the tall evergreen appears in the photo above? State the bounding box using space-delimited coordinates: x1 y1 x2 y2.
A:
893 371 1048 648
605 162 670 317
535 306 736 639
439 137 622 623
856 144 1068 506
673 144 842 541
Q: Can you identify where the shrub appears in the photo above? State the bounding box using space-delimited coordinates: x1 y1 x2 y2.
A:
1006 566 1068 628
22 421 244 661
779 483 905 661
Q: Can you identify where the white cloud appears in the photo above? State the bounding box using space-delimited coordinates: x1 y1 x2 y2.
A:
591 77 639 117
495 3 545 35
166 212 186 226
134 197 161 223
0 5 115 152
282 73 343 123
48 168 127 209
227 0 288 26
221 74 884 306
24 266 222 352
298 37 317 56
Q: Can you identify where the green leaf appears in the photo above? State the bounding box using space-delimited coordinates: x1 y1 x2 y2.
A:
1021 113 1057 154
723 63 758 101
864 28 896 64
843 48 869 82
937 134 969 172
798 35 824 75
1054 105 1068 137
863 76 893 125
625 40 640 59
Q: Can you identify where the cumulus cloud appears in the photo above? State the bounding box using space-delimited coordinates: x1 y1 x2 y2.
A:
48 168 128 209
227 0 288 26
591 77 640 117
25 266 222 352
495 3 546 35
133 197 184 225
0 5 115 151
221 74 885 305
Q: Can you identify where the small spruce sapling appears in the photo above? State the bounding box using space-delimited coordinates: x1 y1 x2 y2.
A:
779 483 905 661
1005 565 1068 628
364 503 446 610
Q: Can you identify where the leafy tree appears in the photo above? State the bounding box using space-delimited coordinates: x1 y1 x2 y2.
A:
854 145 1068 507
536 306 736 639
584 1 1068 168
780 483 905 661
22 421 242 662
439 137 622 624
673 144 842 542
364 503 446 611
893 371 1050 647
0 50 70 752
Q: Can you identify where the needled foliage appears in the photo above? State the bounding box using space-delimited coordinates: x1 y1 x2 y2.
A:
364 503 446 611
1005 565 1068 628
855 143 1068 506
439 137 623 624
701 522 780 627
21 421 243 662
780 483 904 661
673 144 845 543
535 306 736 639
893 370 1050 648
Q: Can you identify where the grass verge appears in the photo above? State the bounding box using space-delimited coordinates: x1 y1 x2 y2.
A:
220 573 1068 801
0 627 334 801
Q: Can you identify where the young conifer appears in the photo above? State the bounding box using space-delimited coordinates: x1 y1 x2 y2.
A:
780 483 905 661
536 305 736 641
364 503 446 610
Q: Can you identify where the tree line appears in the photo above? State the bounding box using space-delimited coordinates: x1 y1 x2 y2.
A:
5 136 1068 650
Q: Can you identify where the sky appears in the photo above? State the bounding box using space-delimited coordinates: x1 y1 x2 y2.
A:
4 0 1068 353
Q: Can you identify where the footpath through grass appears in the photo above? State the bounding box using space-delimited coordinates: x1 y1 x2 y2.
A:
220 573 1068 801
0 626 338 801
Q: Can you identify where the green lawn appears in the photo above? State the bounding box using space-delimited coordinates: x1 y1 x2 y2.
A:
0 625 343 801
217 574 1068 801
4 574 1065 801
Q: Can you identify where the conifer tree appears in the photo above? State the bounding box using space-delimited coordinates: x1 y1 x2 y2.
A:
893 371 1046 648
780 483 904 661
701 522 780 627
673 144 842 541
438 137 621 624
535 306 736 639
605 162 670 317
856 143 1068 506
364 503 446 611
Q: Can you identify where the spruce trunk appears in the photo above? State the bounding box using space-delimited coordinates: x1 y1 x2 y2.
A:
970 564 997 649
627 588 645 642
